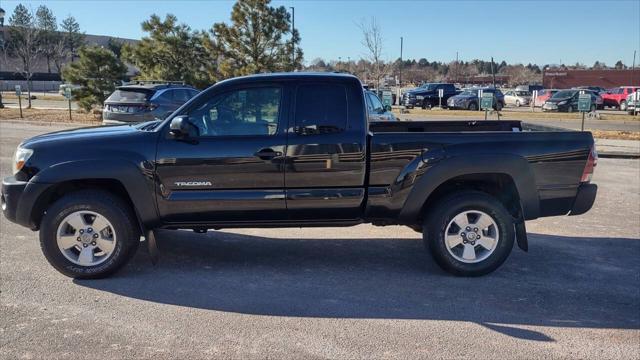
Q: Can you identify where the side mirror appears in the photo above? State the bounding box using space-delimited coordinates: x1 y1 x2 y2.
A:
169 115 199 138
384 104 392 112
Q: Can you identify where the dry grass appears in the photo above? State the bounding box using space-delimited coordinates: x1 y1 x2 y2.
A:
1 108 637 140
0 108 100 125
2 92 66 102
395 108 640 121
590 130 640 141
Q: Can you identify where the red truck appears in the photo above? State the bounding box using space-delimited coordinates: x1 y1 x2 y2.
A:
601 86 639 111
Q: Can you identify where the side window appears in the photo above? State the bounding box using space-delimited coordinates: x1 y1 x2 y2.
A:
187 87 281 137
189 89 199 98
295 84 348 134
171 89 188 103
368 93 384 112
156 90 172 103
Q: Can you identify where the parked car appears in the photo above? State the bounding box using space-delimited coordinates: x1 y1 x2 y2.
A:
516 84 543 93
102 82 199 125
365 90 397 121
504 89 531 107
601 86 640 111
401 83 459 109
626 91 640 115
533 89 558 107
2 73 598 279
447 87 505 111
542 89 600 112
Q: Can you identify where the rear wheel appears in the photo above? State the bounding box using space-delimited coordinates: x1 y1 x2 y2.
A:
424 191 515 276
39 190 140 279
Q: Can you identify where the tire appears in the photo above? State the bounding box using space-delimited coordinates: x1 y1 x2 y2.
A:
423 191 515 276
39 190 140 279
515 100 521 107
421 100 431 110
567 105 573 113
590 104 596 112
468 102 478 111
620 101 627 111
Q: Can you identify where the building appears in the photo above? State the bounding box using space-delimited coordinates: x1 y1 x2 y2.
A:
0 26 138 92
543 68 640 89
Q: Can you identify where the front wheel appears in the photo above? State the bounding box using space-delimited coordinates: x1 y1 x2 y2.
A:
620 100 627 111
468 102 478 111
424 191 515 276
567 105 574 113
39 190 140 279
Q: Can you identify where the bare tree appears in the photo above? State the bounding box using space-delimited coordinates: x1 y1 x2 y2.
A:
8 4 41 108
358 17 387 89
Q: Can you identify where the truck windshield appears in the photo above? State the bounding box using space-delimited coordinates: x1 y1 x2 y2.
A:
552 90 577 99
420 84 437 91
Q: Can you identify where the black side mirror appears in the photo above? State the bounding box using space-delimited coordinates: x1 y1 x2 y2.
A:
169 115 199 138
384 104 392 112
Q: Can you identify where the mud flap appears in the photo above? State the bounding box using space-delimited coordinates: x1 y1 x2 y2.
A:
515 220 528 252
146 230 159 265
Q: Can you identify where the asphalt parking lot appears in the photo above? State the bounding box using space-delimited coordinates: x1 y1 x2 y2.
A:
1 122 639 359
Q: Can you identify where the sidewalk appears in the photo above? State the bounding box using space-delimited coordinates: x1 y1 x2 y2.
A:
595 138 640 159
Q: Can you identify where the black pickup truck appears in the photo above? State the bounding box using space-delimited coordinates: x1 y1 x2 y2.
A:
1 73 598 279
402 83 460 109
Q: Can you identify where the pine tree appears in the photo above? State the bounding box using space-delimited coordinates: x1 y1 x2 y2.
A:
209 0 303 79
62 46 127 112
122 14 211 88
35 5 59 73
61 16 85 62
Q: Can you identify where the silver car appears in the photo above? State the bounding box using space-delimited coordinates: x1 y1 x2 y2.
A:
504 90 531 107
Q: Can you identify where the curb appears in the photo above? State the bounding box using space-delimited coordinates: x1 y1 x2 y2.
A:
597 152 640 159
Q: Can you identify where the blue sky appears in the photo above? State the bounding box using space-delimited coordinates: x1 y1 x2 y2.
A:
2 0 639 66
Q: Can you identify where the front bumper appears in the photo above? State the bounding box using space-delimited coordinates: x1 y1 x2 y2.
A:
568 183 597 216
2 176 50 229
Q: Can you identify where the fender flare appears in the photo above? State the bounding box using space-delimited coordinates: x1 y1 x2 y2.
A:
398 154 539 223
22 159 160 229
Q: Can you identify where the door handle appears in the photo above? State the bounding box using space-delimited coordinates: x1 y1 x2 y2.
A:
255 148 282 160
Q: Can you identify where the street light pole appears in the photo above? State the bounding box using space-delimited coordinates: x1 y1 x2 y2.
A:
0 7 5 109
290 6 295 70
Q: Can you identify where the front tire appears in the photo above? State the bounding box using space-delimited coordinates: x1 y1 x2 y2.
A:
620 100 627 111
424 191 515 276
39 190 140 279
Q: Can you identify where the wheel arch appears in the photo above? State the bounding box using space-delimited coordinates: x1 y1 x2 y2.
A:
23 159 160 230
398 154 539 224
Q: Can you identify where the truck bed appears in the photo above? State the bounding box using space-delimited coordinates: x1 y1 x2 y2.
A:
366 120 594 221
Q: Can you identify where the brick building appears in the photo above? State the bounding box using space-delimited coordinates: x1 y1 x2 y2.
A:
543 68 640 89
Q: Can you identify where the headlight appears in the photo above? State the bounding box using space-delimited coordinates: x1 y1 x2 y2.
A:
13 147 33 175
558 101 567 105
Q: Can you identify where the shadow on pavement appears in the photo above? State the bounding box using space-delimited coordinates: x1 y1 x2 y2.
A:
75 230 639 341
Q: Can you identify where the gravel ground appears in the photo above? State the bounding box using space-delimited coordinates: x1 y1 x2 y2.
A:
1 122 639 359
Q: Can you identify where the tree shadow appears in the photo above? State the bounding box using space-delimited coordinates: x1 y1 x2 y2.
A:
75 230 640 342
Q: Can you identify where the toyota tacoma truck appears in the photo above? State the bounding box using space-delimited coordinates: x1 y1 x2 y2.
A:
1 73 598 279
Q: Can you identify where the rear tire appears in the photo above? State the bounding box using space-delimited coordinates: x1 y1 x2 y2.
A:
424 191 515 276
39 190 140 279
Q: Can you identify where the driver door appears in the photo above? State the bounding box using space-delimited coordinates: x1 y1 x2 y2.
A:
155 85 289 224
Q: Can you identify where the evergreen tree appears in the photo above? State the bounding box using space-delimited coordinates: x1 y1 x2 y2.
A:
62 46 127 112
209 0 303 78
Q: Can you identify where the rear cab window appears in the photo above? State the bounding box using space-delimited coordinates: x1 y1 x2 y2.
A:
295 83 348 134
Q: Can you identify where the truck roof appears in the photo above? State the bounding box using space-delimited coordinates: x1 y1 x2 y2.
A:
216 72 361 86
